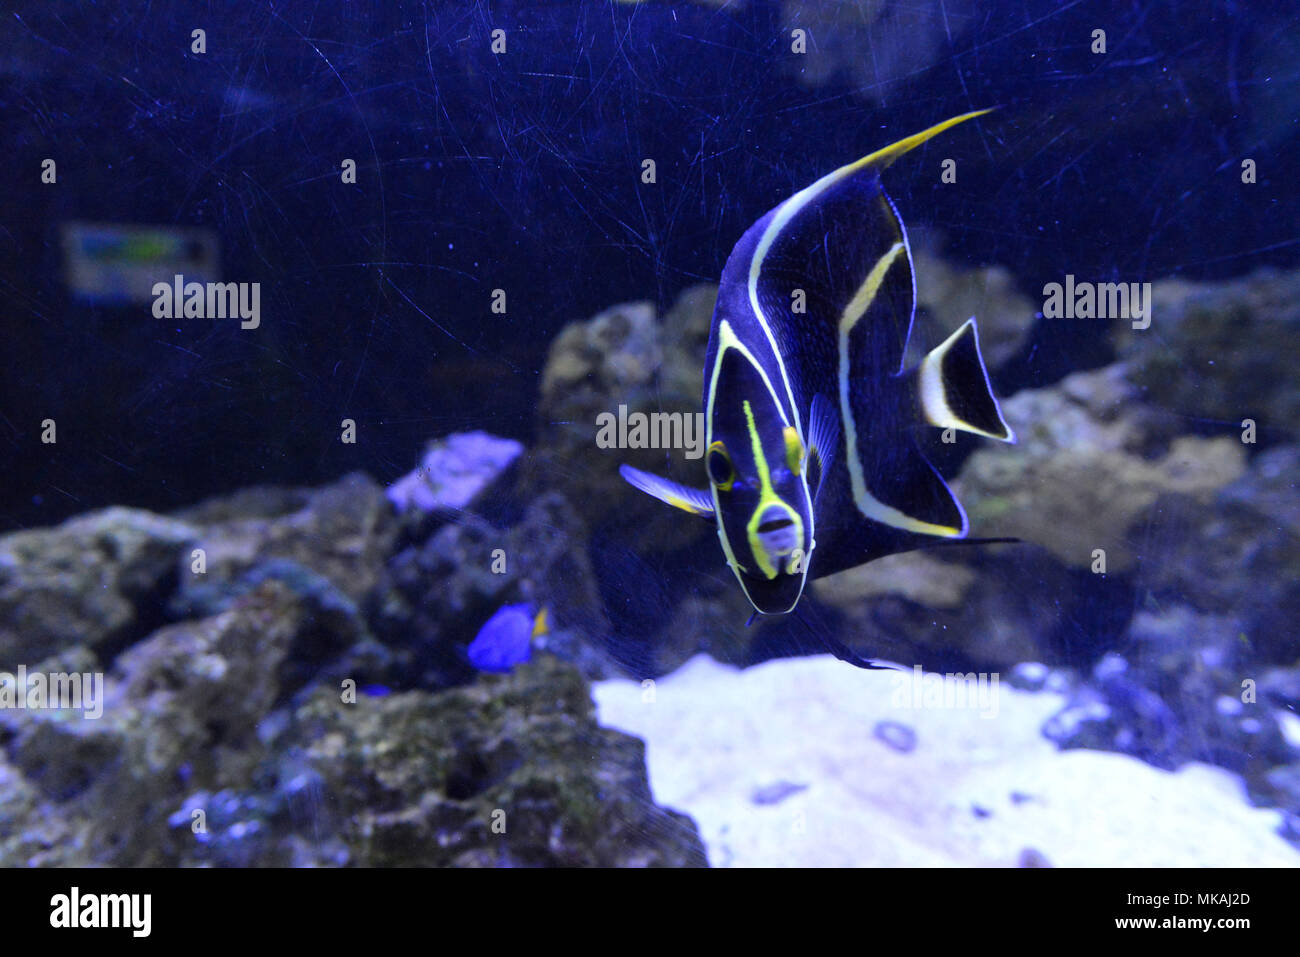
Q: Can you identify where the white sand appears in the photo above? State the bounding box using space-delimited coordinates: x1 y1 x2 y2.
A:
593 654 1299 867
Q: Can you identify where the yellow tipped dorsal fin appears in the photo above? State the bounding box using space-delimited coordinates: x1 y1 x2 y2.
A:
844 108 995 177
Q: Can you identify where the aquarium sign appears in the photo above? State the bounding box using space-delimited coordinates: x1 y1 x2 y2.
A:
62 221 219 305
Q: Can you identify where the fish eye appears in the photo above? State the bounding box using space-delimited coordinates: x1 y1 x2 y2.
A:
707 441 735 491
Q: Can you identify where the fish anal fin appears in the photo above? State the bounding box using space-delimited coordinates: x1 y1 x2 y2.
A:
618 464 715 519
850 442 968 539
809 530 1022 583
912 318 1016 442
914 535 1022 552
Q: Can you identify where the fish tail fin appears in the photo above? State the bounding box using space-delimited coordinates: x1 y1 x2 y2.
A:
531 606 550 638
909 318 1016 442
846 108 995 176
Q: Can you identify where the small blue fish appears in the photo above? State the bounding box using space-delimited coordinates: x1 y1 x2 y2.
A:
466 603 548 673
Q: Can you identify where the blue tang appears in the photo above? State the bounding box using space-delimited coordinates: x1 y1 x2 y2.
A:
466 603 549 673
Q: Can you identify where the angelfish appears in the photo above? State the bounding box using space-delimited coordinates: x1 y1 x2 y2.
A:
621 110 1016 621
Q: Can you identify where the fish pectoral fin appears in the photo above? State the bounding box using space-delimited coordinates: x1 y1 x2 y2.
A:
806 393 840 502
618 464 715 518
911 318 1016 442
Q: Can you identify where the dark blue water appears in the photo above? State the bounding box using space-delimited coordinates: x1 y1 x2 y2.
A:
4 0 1295 527
0 0 1296 870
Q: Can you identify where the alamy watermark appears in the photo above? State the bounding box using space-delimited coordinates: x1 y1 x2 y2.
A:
1042 274 1151 330
50 887 150 937
152 273 260 329
0 666 104 719
596 404 706 459
890 665 1000 719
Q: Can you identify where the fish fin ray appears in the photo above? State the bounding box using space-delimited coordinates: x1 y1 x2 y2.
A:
806 393 839 501
618 464 715 518
841 109 996 178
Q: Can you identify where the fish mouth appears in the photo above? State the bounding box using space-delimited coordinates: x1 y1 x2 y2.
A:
755 505 801 565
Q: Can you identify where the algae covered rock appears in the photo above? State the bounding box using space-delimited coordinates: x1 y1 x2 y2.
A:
1129 444 1300 661
527 288 714 543
0 506 198 666
278 655 707 866
955 365 1247 571
165 473 401 694
0 581 300 865
1115 268 1300 444
0 584 703 866
912 249 1036 370
174 471 398 608
162 655 708 867
0 753 81 867
539 300 663 410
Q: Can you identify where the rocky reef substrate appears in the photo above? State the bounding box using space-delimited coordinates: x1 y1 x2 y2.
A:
0 444 705 866
0 263 1296 864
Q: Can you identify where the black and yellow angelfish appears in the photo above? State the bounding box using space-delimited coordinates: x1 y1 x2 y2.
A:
621 110 1015 619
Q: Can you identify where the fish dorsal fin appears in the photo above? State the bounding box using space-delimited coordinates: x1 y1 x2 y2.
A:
914 318 1016 442
746 164 914 384
619 464 715 518
739 110 995 412
806 393 839 501
840 109 994 178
